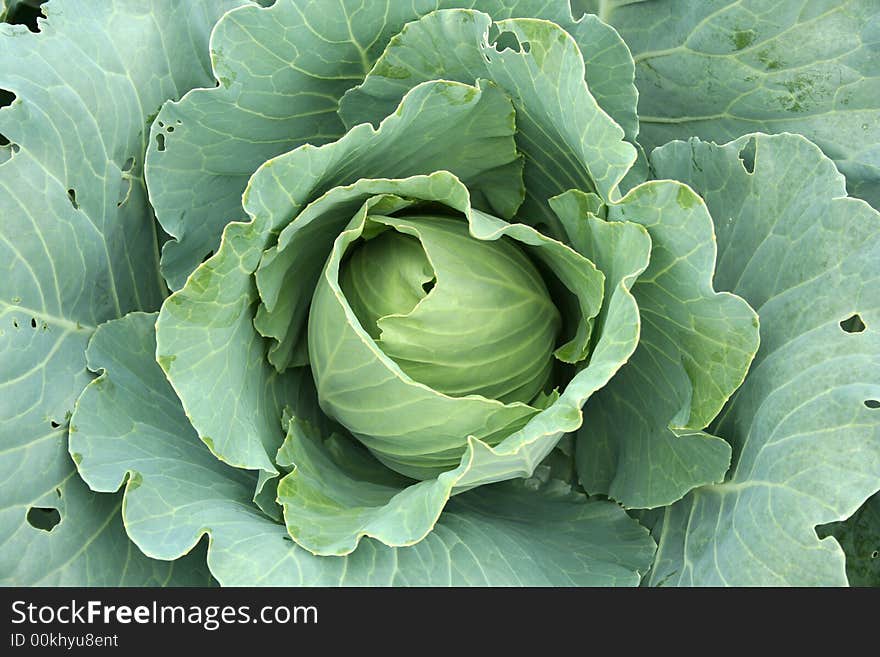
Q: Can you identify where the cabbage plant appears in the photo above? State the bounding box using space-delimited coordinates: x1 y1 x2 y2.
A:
1 0 877 586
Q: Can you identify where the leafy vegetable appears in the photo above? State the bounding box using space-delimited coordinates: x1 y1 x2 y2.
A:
1 0 876 586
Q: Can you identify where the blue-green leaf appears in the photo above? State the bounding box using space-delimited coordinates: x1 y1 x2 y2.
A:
0 0 247 586
647 133 880 586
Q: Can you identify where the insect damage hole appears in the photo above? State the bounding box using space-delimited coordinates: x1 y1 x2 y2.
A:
26 507 61 532
156 133 166 152
30 317 36 328
6 1 44 33
67 188 78 209
1 88 16 108
738 137 756 174
840 313 866 333
493 30 530 54
0 89 16 150
865 400 880 409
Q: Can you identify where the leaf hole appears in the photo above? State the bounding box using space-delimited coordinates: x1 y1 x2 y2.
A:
49 420 60 429
156 133 166 152
26 507 60 532
12 318 18 328
0 88 15 108
493 30 529 53
5 2 43 32
872 550 879 559
66 188 78 209
865 400 880 409
165 125 174 133
55 487 62 498
422 278 435 294
121 156 134 173
840 313 866 333
201 250 214 264
282 535 293 542
30 317 36 328
738 137 756 174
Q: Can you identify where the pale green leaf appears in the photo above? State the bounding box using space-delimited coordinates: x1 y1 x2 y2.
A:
300 179 540 482
285 177 611 553
574 181 759 508
362 214 563 402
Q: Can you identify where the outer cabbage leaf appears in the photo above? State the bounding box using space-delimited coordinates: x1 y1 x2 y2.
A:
0 0 246 585
0 476 213 586
646 133 880 586
819 492 880 587
71 312 656 585
584 0 880 208
146 0 639 288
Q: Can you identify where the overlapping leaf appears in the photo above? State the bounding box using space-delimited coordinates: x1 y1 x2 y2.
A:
575 181 759 508
339 9 637 232
9 0 875 589
146 0 639 288
0 0 246 585
276 179 634 553
156 79 524 483
583 0 880 208
72 313 656 585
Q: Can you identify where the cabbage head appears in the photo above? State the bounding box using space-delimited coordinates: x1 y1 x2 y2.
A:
1 0 877 587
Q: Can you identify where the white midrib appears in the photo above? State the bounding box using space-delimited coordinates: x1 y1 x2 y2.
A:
0 302 96 333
